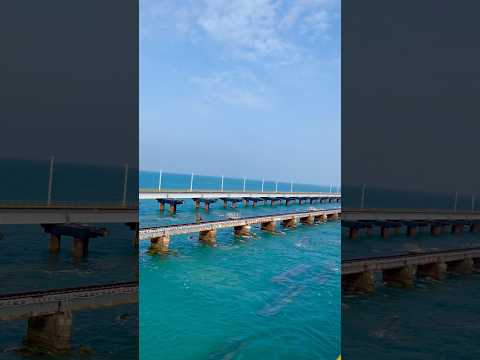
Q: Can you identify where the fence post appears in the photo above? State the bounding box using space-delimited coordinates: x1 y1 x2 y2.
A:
47 156 55 206
221 175 224 192
122 164 129 206
158 170 162 191
243 177 246 192
360 184 366 209
262 179 264 192
190 173 194 192
454 192 458 212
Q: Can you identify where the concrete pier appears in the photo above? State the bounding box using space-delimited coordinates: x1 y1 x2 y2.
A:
383 265 415 288
234 225 251 236
148 235 170 254
261 221 276 232
25 312 72 353
199 229 217 245
342 271 374 293
157 199 183 214
282 218 296 228
300 215 315 225
417 262 446 280
48 234 61 253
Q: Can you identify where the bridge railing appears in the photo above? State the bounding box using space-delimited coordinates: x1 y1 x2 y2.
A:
139 170 340 194
0 157 137 207
342 185 479 212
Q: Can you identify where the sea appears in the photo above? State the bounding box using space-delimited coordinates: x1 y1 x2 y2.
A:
139 171 341 360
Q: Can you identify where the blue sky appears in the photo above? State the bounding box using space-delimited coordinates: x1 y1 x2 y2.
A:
140 0 340 186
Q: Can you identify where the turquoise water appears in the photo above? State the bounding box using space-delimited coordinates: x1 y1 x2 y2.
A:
140 171 341 360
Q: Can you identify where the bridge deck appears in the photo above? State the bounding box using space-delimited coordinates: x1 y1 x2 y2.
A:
342 247 480 275
140 209 341 239
342 208 480 221
0 203 137 224
140 190 341 200
0 282 138 321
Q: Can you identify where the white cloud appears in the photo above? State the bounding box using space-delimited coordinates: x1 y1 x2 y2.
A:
191 71 270 108
141 0 339 62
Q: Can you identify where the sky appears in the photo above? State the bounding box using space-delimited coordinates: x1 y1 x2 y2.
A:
140 0 340 186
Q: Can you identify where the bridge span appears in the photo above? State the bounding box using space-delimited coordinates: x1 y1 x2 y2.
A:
140 209 341 253
0 282 137 353
140 190 341 213
342 247 480 293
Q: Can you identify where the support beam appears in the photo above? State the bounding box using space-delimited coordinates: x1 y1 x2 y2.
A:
199 229 216 245
342 271 374 293
148 235 170 254
383 266 415 288
25 312 72 353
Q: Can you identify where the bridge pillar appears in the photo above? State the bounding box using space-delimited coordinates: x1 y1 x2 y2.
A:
282 218 296 228
223 200 228 208
417 262 446 280
25 312 72 353
380 226 390 239
447 258 473 274
72 238 89 258
451 224 464 234
383 265 415 288
315 214 327 223
199 229 217 245
349 227 358 240
430 225 442 236
205 202 210 212
342 271 374 293
407 226 417 237
194 199 200 209
148 235 170 254
252 201 257 208
328 213 339 221
231 201 237 208
169 203 177 214
234 225 251 237
159 202 165 212
261 221 276 232
49 234 61 253
394 225 402 235
301 215 315 225
470 223 480 233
